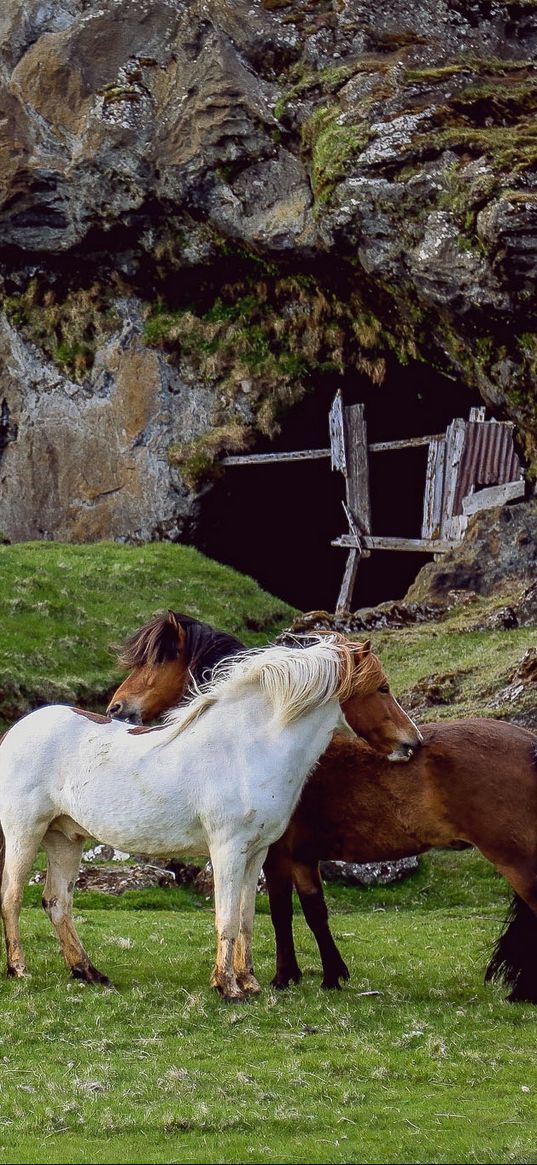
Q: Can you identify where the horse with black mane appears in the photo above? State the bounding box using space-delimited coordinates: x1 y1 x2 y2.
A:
108 609 537 1004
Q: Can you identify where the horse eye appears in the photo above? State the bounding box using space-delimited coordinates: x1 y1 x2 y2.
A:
378 684 389 694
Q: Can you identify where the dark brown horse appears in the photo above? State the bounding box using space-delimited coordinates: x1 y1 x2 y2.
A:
263 716 537 1002
107 611 244 724
109 611 537 1002
108 611 421 760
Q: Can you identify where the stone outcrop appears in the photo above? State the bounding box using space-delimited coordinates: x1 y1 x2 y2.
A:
1 1 537 543
406 499 537 602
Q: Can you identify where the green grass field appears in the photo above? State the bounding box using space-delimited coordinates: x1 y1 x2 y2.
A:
1 851 536 1165
0 541 536 1163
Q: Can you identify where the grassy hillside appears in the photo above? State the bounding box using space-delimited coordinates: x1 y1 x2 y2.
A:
0 541 296 726
372 592 537 723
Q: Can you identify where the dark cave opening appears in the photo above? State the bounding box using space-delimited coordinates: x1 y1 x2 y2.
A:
194 362 482 612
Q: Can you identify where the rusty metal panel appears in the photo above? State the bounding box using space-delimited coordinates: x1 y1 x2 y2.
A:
453 420 522 515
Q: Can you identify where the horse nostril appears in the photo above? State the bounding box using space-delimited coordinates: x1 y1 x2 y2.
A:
108 702 121 717
402 742 415 759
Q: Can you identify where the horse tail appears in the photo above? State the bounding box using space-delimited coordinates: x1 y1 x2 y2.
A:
485 892 537 1003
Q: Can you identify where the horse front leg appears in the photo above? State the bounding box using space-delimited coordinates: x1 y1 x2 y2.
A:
41 829 112 986
233 847 268 996
210 843 250 1002
263 843 303 989
293 860 350 989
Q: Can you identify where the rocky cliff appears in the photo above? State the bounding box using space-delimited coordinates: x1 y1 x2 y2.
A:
0 0 536 566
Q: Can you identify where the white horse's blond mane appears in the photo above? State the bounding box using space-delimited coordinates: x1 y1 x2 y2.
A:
156 634 365 741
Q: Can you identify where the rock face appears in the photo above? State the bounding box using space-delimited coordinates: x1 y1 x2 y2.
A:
406 499 537 602
1 1 537 543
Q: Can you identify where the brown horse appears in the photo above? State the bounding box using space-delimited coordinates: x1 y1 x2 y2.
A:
107 611 244 724
109 612 537 1002
263 716 537 1002
107 611 421 760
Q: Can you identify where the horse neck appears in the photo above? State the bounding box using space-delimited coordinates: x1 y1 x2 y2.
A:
175 688 343 781
256 693 345 776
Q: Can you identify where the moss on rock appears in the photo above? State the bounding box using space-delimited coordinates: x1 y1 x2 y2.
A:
2 280 120 381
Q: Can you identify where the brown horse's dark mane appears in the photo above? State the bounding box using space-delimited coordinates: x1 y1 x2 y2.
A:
116 611 245 684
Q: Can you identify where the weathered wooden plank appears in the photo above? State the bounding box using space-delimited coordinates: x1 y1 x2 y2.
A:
369 434 444 452
440 417 467 540
421 437 446 539
341 501 370 558
329 390 346 473
469 406 486 422
222 432 444 467
461 478 525 516
343 403 371 535
332 535 457 554
221 449 330 466
336 549 360 612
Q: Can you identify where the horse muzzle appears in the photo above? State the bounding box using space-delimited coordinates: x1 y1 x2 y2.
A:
106 699 142 726
387 736 422 763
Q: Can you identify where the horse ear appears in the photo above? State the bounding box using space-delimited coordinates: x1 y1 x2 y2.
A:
167 610 179 632
353 639 371 661
168 610 186 649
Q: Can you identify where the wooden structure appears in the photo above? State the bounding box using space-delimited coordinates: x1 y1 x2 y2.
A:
330 395 524 610
221 393 524 613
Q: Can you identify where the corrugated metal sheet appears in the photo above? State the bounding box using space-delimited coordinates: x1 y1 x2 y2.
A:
453 421 522 513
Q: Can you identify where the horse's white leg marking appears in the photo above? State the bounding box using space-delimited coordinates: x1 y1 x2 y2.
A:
41 830 112 985
234 847 268 995
210 843 251 1001
1 831 43 977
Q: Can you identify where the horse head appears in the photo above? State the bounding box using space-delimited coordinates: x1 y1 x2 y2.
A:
107 611 190 724
107 610 244 724
341 639 422 761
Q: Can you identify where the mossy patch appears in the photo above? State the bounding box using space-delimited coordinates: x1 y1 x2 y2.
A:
142 269 427 489
2 279 120 381
416 123 537 174
168 423 253 492
301 106 371 202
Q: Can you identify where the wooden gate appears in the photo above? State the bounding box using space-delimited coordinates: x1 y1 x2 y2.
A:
331 395 524 611
221 394 524 613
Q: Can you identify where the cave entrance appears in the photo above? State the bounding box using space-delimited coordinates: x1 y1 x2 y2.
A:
193 363 487 612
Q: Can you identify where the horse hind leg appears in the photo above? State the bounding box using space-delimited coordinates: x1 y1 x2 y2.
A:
263 844 303 990
41 829 112 986
0 823 42 978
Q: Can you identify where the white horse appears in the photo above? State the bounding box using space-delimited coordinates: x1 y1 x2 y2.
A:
0 635 363 1000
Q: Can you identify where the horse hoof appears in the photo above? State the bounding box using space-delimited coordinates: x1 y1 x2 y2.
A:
71 964 113 987
321 970 349 989
270 968 302 990
7 965 31 980
211 971 248 1002
236 972 262 995
213 984 248 1003
321 960 350 989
